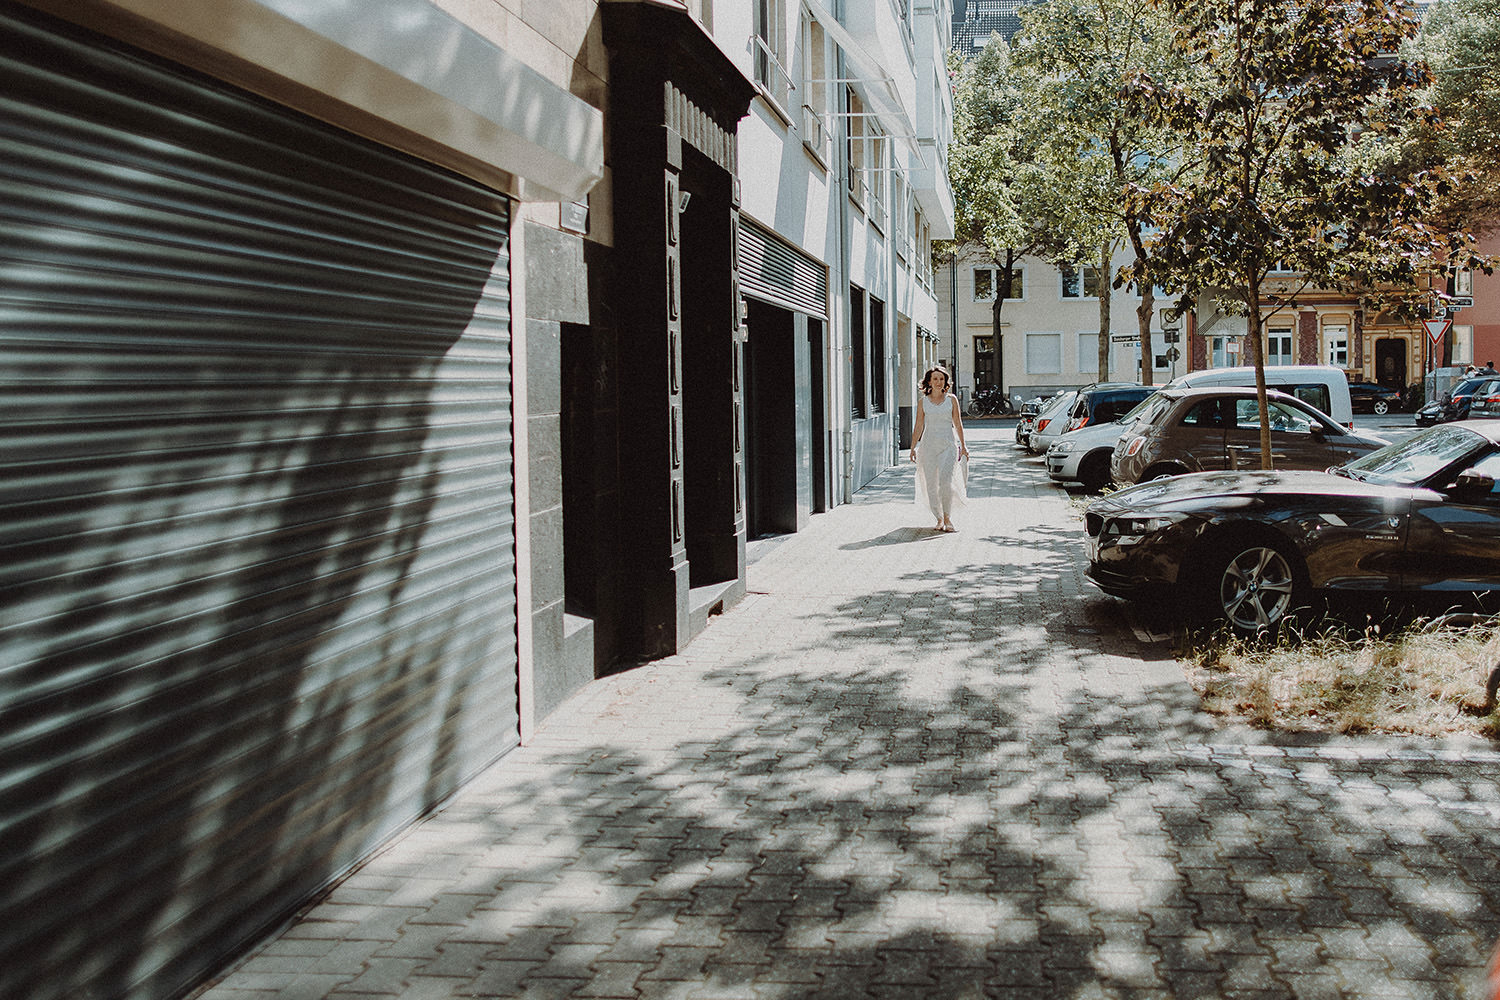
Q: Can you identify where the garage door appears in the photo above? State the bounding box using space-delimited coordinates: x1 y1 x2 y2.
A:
0 5 519 999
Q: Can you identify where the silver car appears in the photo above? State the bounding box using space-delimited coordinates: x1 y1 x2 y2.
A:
1047 392 1166 491
1025 390 1079 455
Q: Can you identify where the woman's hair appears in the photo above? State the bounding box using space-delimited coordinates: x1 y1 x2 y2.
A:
920 366 952 397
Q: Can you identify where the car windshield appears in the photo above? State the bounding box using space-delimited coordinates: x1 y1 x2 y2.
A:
1339 425 1488 486
1117 391 1171 426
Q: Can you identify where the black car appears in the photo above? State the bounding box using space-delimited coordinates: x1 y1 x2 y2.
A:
1347 381 1403 415
1415 376 1500 426
1085 422 1500 637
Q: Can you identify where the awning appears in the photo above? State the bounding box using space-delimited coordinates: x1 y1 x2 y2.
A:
21 0 605 202
805 0 924 168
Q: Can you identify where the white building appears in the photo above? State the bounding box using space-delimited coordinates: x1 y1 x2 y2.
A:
714 0 956 515
938 246 1186 403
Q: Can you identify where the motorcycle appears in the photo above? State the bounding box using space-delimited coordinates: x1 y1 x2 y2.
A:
966 385 1012 416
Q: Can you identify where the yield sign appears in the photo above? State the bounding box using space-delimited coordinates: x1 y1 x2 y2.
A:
1424 318 1452 345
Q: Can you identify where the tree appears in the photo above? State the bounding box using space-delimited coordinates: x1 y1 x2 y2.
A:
1011 0 1198 386
1125 0 1470 467
1405 0 1500 233
943 38 1079 393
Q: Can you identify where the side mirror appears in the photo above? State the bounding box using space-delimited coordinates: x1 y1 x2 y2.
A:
1450 468 1497 496
1309 423 1326 439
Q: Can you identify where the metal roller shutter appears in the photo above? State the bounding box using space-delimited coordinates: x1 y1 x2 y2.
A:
0 6 518 1000
737 216 829 319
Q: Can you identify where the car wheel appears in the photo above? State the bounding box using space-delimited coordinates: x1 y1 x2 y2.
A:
1078 452 1112 492
1373 400 1389 415
1206 540 1306 638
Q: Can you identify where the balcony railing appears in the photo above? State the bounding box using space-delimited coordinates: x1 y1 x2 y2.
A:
801 103 831 160
750 33 795 115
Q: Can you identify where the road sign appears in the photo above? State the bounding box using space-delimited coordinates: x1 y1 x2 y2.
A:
1110 334 1139 343
1424 318 1452 345
1449 296 1474 309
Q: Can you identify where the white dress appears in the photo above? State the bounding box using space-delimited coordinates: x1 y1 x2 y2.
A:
914 392 967 519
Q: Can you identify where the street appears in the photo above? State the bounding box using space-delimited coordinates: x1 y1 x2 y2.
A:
195 419 1500 1000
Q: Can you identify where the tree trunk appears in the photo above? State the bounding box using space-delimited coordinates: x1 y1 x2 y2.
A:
1244 283 1273 470
1096 242 1111 381
1136 283 1155 387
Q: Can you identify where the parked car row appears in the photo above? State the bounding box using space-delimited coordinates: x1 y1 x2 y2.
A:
1003 367 1500 637
1037 366 1373 493
1415 376 1500 426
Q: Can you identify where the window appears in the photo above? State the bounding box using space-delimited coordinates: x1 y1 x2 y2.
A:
1078 332 1099 374
846 88 866 208
797 10 829 160
1267 329 1293 366
1181 398 1227 427
1236 399 1317 435
754 0 791 110
1454 324 1474 364
973 268 993 301
870 296 886 413
868 129 887 230
850 286 866 416
1060 263 1102 299
1456 269 1474 296
1324 325 1349 368
1288 385 1331 413
1211 336 1236 368
1026 332 1062 374
973 266 1022 302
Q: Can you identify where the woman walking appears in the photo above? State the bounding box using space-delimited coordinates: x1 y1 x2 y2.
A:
909 366 969 532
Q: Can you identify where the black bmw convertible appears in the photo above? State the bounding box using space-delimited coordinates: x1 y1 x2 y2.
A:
1084 422 1500 636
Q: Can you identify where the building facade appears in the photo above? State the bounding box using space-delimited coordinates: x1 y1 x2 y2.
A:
0 2 953 999
722 0 956 506
939 246 1183 404
938 242 1500 404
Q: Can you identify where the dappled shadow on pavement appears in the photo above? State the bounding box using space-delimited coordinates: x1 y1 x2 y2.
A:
204 421 1500 1000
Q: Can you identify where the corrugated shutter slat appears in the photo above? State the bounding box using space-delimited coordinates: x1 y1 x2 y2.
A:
0 6 519 1000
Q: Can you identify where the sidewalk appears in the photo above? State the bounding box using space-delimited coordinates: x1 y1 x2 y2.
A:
194 423 1500 1000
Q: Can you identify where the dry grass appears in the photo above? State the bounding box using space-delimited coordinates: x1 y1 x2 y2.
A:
1184 617 1500 738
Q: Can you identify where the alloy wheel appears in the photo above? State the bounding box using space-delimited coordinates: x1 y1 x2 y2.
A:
1218 545 1298 634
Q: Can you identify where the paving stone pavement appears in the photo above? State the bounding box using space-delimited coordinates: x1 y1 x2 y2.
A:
194 422 1500 1000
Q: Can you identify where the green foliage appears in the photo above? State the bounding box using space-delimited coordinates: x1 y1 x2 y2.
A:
1403 0 1500 232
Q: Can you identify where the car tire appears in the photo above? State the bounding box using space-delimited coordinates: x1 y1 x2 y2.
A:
1078 452 1112 492
1373 400 1389 415
1203 539 1308 639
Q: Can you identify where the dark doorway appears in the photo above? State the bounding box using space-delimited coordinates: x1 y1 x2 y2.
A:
678 147 738 588
1375 338 1407 389
744 299 798 536
974 334 998 390
808 317 828 513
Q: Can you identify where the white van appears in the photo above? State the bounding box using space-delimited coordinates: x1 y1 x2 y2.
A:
1163 365 1354 428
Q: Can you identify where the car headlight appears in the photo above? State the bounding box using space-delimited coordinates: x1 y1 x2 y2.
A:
1051 440 1074 454
1103 512 1187 539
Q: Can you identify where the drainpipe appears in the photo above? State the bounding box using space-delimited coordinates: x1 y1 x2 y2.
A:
837 0 855 502
950 256 958 397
